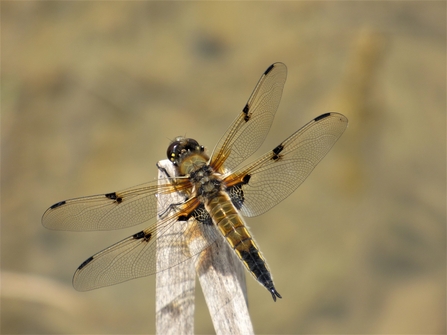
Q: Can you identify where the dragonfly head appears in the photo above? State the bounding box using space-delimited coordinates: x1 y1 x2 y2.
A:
167 137 208 175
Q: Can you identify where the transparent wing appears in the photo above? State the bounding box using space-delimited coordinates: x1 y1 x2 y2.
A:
210 62 287 172
41 178 191 231
72 198 220 291
224 113 348 217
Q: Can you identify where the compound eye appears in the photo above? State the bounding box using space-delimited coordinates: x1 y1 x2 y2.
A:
166 141 179 162
184 138 200 151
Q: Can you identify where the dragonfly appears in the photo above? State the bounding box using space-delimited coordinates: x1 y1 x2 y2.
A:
42 62 348 301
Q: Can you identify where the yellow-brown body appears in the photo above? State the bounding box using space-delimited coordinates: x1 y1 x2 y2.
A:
205 192 276 296
168 136 280 300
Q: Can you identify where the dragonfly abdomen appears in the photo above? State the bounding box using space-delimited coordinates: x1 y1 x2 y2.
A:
205 192 282 301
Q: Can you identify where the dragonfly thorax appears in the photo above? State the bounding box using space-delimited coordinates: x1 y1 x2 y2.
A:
189 165 222 200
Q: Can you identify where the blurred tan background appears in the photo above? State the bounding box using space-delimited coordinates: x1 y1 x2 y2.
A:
2 2 445 334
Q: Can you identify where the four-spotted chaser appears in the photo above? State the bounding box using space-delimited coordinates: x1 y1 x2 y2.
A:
42 63 348 301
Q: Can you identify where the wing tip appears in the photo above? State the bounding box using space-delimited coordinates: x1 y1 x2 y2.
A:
264 64 275 75
49 200 66 209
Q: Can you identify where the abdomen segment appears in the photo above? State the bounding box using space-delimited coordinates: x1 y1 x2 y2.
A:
205 192 282 301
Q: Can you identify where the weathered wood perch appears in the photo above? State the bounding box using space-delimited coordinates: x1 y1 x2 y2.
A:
155 159 254 335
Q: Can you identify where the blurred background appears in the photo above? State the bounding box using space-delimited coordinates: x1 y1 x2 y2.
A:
2 2 445 334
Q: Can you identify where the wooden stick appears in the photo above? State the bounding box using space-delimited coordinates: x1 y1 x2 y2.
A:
156 160 196 335
195 236 253 335
155 159 253 335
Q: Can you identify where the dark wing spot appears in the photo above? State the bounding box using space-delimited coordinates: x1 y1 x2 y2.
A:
272 144 284 155
264 64 275 75
178 215 190 221
105 192 122 203
242 174 251 184
133 230 152 242
133 230 145 239
314 113 331 122
271 144 284 161
50 201 66 209
105 192 117 200
243 103 250 122
78 256 94 270
177 208 195 222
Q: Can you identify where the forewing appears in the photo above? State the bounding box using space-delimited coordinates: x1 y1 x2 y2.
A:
224 113 348 217
42 178 191 231
210 62 287 172
73 199 220 291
